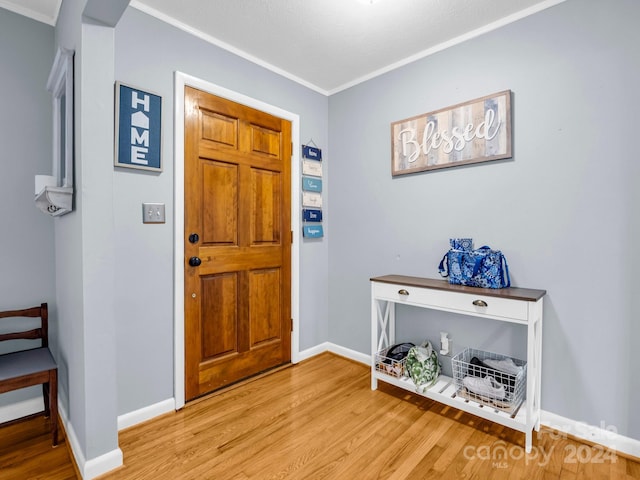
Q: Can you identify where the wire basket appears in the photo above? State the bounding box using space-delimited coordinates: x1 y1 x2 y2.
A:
374 343 413 378
452 347 526 413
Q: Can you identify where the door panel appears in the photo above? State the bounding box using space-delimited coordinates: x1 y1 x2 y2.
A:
201 110 238 148
251 168 280 244
202 162 238 244
251 124 281 157
249 268 281 347
201 273 238 360
184 86 291 400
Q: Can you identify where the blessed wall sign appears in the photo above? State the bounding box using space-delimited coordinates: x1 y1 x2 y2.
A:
391 90 512 176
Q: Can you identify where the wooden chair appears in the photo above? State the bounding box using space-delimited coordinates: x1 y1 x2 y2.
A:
0 303 58 446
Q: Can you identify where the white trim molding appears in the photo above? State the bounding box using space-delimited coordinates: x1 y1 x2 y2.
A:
59 401 123 479
541 410 640 460
173 71 301 410
117 398 175 431
297 342 331 363
298 342 371 366
327 342 371 366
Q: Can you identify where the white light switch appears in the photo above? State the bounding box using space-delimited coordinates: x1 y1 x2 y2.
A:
142 203 165 224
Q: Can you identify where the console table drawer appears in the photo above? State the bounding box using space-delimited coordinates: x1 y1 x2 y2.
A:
372 282 528 322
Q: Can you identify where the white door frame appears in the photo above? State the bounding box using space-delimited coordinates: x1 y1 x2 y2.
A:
173 71 301 409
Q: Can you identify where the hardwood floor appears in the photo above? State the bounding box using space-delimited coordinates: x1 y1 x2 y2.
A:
2 353 640 479
0 413 76 479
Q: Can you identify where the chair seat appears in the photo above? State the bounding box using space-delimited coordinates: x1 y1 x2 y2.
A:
0 303 58 446
0 348 57 382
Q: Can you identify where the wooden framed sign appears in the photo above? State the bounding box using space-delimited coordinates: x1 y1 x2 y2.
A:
391 90 512 176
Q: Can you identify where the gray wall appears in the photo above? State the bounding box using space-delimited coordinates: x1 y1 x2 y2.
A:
113 7 330 415
0 9 55 408
328 0 639 440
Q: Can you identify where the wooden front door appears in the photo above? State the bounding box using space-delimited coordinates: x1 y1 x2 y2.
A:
184 86 292 401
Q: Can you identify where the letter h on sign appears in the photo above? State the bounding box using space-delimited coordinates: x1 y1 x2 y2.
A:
115 82 163 172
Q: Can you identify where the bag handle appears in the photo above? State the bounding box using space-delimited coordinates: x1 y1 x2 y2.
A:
438 253 449 277
385 342 415 360
501 254 511 288
471 252 485 278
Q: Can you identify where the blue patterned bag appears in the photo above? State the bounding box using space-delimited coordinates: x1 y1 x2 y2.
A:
438 239 511 289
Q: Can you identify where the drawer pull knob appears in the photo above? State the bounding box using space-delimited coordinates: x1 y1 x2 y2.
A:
398 289 409 296
472 299 488 307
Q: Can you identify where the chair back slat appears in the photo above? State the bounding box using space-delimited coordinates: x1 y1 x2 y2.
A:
0 304 48 347
0 306 42 319
0 328 43 343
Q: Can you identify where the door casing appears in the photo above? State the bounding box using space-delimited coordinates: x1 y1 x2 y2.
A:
173 71 301 409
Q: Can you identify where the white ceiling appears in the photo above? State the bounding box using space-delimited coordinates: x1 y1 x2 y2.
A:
3 0 564 94
0 0 60 25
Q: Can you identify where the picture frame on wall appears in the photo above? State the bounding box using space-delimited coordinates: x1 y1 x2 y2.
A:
391 90 512 176
114 82 163 172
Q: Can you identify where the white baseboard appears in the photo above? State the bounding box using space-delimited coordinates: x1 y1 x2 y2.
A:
541 410 640 459
59 401 123 479
0 396 43 423
298 342 371 365
117 398 175 431
83 448 124 479
326 342 371 365
297 342 331 362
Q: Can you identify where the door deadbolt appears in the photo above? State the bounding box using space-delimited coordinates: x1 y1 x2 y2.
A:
188 233 199 244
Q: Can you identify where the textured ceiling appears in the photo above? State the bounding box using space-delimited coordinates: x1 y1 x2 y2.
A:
132 0 564 93
3 0 564 94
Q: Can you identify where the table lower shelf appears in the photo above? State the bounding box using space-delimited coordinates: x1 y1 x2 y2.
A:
372 371 536 434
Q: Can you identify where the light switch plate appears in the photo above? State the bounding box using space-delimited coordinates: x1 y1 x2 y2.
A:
142 203 165 223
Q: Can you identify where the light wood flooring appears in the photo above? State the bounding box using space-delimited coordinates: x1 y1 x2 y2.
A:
2 353 639 479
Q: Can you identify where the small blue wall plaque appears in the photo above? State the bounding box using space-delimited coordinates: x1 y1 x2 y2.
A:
302 176 322 192
303 225 324 238
302 145 322 161
302 209 323 222
115 82 162 171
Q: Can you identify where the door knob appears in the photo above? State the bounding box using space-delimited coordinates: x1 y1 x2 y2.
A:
188 256 202 267
188 233 199 244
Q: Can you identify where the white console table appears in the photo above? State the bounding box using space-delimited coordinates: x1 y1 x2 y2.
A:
371 275 545 452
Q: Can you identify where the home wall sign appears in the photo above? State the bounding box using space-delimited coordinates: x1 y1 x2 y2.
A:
115 82 163 172
391 90 512 176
